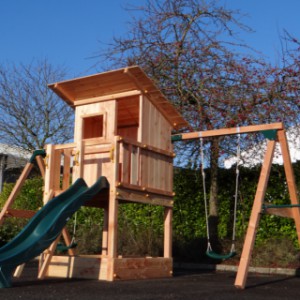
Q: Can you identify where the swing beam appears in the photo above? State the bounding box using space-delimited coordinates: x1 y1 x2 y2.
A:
172 122 284 141
173 122 300 289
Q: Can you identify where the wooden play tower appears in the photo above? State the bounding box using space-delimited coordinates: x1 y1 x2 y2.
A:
40 66 188 281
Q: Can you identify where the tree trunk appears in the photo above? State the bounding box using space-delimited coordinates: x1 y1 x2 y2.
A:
208 137 221 252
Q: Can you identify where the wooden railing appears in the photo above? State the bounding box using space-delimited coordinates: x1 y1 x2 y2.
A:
116 137 174 196
44 139 113 196
44 137 174 198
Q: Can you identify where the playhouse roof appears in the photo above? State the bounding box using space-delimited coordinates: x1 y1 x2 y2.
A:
48 66 189 129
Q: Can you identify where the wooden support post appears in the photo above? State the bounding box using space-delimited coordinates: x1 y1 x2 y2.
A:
62 149 72 190
43 144 55 204
107 137 119 281
13 264 25 278
38 235 61 279
234 139 276 289
107 195 118 281
72 140 84 183
102 205 109 256
61 228 77 256
0 162 33 225
277 129 300 244
35 155 46 179
164 207 172 258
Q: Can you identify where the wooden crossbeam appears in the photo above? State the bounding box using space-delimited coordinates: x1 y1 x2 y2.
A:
263 206 295 218
5 208 37 219
172 122 283 140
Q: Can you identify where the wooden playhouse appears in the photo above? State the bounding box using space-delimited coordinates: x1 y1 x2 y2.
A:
39 66 188 281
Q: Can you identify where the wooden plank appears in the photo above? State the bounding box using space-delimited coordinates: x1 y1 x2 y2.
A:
119 137 174 158
43 145 55 204
137 94 143 143
13 264 25 278
5 208 36 219
113 257 172 280
277 129 300 243
84 146 112 155
46 255 108 280
72 140 84 182
116 182 174 197
176 122 284 140
83 138 111 147
53 149 62 191
235 139 276 289
62 149 71 190
121 143 130 184
263 207 294 218
0 162 33 225
165 155 174 193
53 142 76 150
102 206 109 256
140 148 148 189
116 188 173 207
130 146 139 185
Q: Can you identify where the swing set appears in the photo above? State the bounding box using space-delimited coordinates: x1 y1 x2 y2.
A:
172 122 300 289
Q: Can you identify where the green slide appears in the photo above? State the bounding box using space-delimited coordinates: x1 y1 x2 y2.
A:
0 176 109 288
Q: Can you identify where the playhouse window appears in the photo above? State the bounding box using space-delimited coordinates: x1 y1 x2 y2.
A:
82 114 104 139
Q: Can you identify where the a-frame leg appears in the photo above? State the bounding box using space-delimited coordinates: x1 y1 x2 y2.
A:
234 139 276 289
277 129 300 243
38 235 61 279
0 162 33 225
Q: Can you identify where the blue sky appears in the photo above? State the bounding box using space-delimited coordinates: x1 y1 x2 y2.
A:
1 0 300 78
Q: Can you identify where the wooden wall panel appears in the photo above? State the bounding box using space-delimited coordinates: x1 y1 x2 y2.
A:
73 100 116 186
74 101 116 142
138 95 173 192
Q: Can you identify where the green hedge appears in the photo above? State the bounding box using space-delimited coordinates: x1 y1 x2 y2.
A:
0 163 300 260
0 177 44 245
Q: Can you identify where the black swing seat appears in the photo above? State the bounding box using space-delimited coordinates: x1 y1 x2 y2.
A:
206 250 237 260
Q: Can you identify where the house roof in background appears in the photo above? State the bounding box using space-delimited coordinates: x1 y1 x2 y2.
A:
224 127 300 168
0 144 30 169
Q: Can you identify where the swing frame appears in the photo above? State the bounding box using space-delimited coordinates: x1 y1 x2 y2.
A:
172 122 300 289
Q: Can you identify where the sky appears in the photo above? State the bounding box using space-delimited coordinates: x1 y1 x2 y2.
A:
1 0 300 79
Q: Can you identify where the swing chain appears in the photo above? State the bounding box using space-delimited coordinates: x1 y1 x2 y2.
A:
200 137 211 245
200 132 241 259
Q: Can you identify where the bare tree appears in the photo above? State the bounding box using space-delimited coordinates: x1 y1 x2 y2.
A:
0 59 74 151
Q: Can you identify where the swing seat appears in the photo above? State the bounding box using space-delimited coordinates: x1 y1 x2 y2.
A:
56 242 77 252
206 250 236 260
